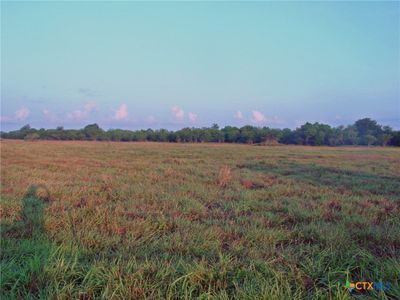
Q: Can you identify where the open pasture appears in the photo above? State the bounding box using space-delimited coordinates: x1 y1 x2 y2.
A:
1 141 399 299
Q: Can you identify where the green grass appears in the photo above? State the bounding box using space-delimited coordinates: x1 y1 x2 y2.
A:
1 141 399 299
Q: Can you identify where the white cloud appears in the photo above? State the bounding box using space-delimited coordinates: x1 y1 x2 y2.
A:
171 105 184 121
67 110 87 121
251 110 267 124
188 112 197 123
15 107 30 121
113 104 128 120
84 101 96 112
1 107 31 123
42 109 57 122
234 111 243 120
269 116 284 125
67 101 96 121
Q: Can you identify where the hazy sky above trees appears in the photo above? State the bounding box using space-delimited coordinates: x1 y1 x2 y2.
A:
1 1 399 131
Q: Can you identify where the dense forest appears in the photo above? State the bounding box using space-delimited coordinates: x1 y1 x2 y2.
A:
1 118 399 146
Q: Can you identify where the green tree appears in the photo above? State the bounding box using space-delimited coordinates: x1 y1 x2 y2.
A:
239 126 257 144
222 126 240 143
365 134 377 146
343 126 358 145
83 124 104 140
389 131 400 146
354 118 382 136
298 123 317 145
354 118 382 145
279 128 297 144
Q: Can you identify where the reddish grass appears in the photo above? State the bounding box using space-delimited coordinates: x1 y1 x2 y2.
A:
240 179 255 189
325 199 342 212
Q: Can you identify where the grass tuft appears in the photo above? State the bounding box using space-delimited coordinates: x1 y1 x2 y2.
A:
218 165 233 188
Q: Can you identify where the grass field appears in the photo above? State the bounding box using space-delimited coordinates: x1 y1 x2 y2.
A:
1 141 399 299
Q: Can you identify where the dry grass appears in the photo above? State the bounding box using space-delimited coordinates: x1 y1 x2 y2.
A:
1 140 399 299
217 165 232 188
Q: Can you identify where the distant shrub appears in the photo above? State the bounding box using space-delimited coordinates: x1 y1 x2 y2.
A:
24 133 40 141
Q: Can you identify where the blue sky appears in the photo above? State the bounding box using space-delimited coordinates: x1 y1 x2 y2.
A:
1 1 399 131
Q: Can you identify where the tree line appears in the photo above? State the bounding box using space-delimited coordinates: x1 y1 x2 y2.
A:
1 118 399 146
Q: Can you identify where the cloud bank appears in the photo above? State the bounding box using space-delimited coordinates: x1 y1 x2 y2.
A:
251 110 267 124
67 101 96 121
0 106 31 123
113 104 128 120
171 105 185 121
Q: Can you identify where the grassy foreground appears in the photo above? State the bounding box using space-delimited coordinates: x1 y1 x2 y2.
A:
1 141 399 299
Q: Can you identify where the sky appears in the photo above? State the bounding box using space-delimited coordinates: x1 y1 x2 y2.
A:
1 1 399 131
